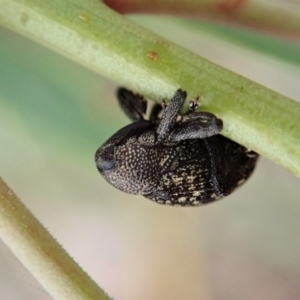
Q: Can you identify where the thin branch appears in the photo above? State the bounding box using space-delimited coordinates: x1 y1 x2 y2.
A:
104 0 300 40
0 177 112 300
0 0 300 180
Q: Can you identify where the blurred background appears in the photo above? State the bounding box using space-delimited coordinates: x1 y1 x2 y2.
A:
1 12 300 300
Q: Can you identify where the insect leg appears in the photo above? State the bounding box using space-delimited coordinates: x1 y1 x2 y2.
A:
149 103 163 121
156 89 187 143
116 87 147 122
168 112 223 142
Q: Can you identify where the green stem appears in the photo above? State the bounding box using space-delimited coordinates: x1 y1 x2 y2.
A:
0 0 300 180
0 177 112 300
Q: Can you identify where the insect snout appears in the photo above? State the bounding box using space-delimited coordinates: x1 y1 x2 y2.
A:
95 145 116 173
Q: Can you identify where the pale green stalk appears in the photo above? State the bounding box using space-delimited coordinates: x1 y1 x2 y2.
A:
0 177 112 300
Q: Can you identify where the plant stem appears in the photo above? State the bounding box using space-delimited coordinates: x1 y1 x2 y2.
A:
0 0 300 179
0 177 112 300
104 0 300 40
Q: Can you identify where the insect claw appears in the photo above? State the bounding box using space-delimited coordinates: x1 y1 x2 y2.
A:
189 96 200 112
162 99 167 109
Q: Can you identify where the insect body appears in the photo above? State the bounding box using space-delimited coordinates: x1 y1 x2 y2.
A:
95 88 258 206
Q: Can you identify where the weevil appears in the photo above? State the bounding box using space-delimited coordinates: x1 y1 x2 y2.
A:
95 88 258 206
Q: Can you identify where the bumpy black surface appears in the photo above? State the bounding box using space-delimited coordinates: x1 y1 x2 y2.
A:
95 88 259 206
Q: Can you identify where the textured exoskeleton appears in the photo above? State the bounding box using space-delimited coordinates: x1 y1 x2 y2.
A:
95 88 258 206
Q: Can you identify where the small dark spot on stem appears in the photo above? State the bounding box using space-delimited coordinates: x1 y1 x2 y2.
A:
146 51 159 61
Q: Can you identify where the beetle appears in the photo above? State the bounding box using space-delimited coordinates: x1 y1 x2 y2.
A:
95 88 258 206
